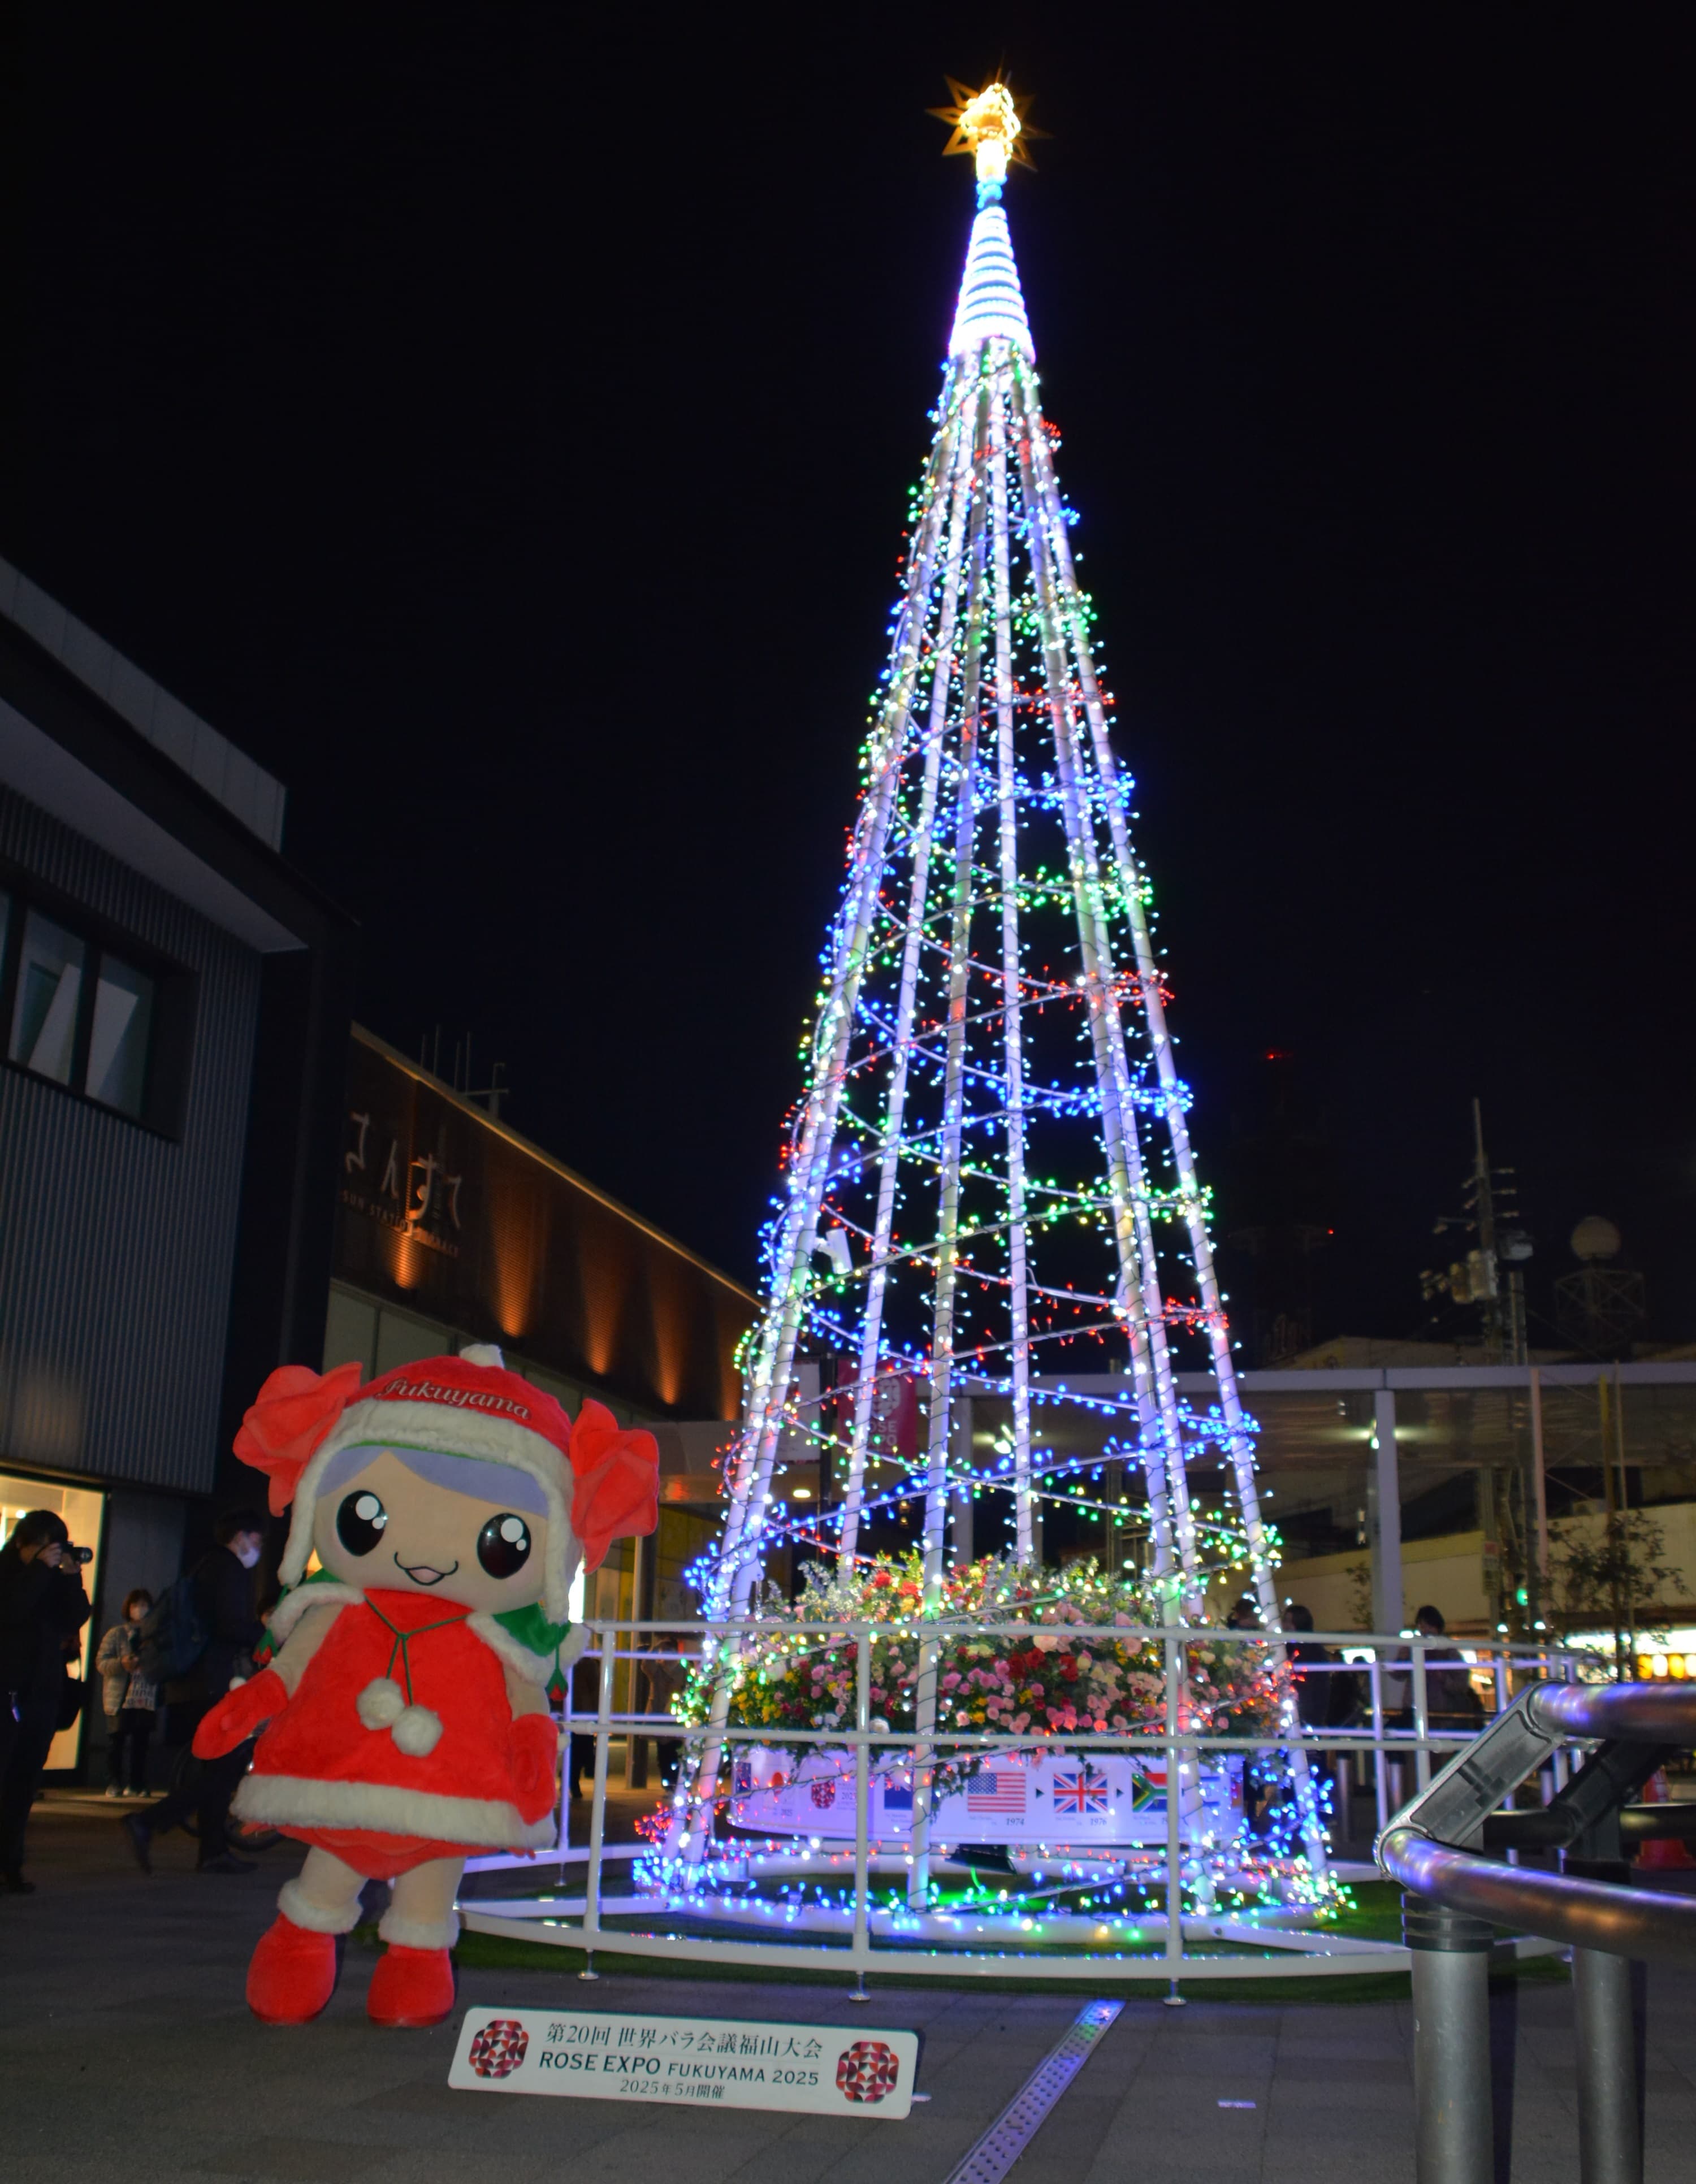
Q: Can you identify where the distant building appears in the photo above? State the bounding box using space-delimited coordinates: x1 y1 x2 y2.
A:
0 558 354 1767
321 1027 755 1629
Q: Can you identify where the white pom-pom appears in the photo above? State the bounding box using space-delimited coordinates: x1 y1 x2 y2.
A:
391 1704 444 1757
458 1342 505 1368
356 1677 405 1730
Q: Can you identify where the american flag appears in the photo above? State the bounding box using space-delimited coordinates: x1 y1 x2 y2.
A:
1052 1765 1109 1817
966 1767 1027 1814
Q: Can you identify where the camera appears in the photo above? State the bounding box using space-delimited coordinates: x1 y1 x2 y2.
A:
58 1544 93 1566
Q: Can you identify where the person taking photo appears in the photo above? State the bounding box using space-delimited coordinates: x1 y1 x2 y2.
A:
0 1509 93 1893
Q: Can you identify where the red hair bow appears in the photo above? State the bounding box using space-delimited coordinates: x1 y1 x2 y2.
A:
233 1360 364 1516
569 1399 659 1573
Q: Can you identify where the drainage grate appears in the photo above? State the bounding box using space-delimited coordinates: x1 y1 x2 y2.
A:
939 2000 1124 2184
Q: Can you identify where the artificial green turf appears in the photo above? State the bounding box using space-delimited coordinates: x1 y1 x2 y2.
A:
371 1914 1568 2009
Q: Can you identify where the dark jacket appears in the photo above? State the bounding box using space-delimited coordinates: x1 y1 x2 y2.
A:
183 1546 264 1708
0 1548 92 1720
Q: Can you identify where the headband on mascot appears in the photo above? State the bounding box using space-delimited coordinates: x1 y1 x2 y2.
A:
233 1361 659 1586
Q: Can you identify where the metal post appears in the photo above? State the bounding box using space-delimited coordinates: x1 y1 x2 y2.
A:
1404 1893 1494 2184
950 1398 975 1567
1163 1630 1184 1999
851 1623 872 1999
1572 1948 1642 2184
1371 1650 1390 1835
1412 1636 1432 1793
1372 1387 1404 1639
1530 1366 1550 1598
625 1536 650 1788
581 1626 615 1977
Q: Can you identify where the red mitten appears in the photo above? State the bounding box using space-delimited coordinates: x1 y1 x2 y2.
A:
508 1712 561 1824
193 1667 289 1757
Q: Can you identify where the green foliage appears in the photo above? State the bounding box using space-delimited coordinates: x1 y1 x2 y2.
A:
1551 1510 1686 1670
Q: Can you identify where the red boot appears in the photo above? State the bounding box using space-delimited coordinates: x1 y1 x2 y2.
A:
247 1917 340 2025
246 1881 361 2024
367 1943 456 2027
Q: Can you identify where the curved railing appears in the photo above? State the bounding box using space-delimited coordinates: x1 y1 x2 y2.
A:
1376 1681 1696 2184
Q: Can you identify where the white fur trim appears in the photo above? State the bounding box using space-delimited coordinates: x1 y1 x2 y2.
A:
270 1583 364 1646
378 1905 461 1951
465 1612 556 1687
278 1878 362 1935
279 1399 578 1624
356 1677 406 1730
392 1705 443 1757
232 1771 556 1851
557 1622 591 1673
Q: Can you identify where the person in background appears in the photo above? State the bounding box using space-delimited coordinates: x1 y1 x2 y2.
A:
1283 1603 1335 1732
122 1509 267 1877
96 1589 158 1798
1395 1604 1485 1733
567 1645 600 1802
0 1510 93 1893
641 1633 693 1791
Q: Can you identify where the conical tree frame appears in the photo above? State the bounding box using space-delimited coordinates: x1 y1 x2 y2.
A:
678 164 1326 1887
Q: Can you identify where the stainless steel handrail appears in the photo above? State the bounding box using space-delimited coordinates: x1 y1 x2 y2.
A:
1527 1682 1696 1745
1377 1679 1696 2184
1379 1826 1696 1966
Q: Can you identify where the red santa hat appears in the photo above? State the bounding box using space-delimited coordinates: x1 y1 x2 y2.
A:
235 1344 657 1626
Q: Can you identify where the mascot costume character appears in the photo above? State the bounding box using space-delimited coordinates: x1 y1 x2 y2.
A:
192 1344 657 2028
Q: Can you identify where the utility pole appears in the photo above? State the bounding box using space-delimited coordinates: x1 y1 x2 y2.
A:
1422 1099 1531 1365
1422 1102 1539 1636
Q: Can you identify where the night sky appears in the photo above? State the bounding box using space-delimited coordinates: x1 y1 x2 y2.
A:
3 11 1691 1349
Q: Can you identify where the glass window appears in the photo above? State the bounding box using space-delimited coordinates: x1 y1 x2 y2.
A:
86 953 155 1117
10 909 85 1085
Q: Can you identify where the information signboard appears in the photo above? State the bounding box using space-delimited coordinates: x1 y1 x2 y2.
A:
449 2006 921 2118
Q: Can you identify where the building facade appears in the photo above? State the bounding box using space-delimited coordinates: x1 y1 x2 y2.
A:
322 1028 753 1635
0 557 355 1769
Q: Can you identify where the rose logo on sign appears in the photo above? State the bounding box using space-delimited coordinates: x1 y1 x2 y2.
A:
836 2040 899 2104
468 2019 530 2078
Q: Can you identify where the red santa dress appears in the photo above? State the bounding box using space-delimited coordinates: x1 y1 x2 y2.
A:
232 1583 559 1880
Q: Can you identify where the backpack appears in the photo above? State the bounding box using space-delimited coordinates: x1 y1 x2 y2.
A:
135 1570 211 1683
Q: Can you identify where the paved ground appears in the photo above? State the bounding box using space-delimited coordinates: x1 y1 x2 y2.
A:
5 1800 1695 2184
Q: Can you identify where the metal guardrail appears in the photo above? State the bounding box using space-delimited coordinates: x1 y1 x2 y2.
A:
1376 1682 1696 2184
462 1619 1590 1987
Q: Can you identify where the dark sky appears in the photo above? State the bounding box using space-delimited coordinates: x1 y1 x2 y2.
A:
3 9 1692 1347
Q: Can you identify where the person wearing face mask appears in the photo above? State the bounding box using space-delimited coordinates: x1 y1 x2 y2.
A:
123 1507 268 1876
0 1510 93 1892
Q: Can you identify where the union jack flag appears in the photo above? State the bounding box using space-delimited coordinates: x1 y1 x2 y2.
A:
1051 1764 1109 1816
966 1767 1027 1814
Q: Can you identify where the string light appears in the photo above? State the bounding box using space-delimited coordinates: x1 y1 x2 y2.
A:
673 86 1327 1897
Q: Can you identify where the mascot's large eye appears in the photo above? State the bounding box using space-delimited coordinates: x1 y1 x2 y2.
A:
477 1513 532 1579
336 1490 388 1557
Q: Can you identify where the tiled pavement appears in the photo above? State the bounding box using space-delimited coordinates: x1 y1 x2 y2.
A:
4 1803 1694 2183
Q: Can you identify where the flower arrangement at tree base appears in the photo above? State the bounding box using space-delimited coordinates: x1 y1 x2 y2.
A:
677 1551 1281 1745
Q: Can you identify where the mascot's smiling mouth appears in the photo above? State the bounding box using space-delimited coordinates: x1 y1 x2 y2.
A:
395 1555 459 1585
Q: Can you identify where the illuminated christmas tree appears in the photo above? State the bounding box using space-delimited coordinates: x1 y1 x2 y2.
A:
685 84 1325 1881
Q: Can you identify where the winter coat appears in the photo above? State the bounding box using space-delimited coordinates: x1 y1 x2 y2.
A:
181 1546 265 1707
0 1548 91 1721
96 1624 157 1715
97 1624 139 1715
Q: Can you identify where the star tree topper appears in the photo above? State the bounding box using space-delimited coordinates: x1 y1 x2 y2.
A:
928 77 1046 193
